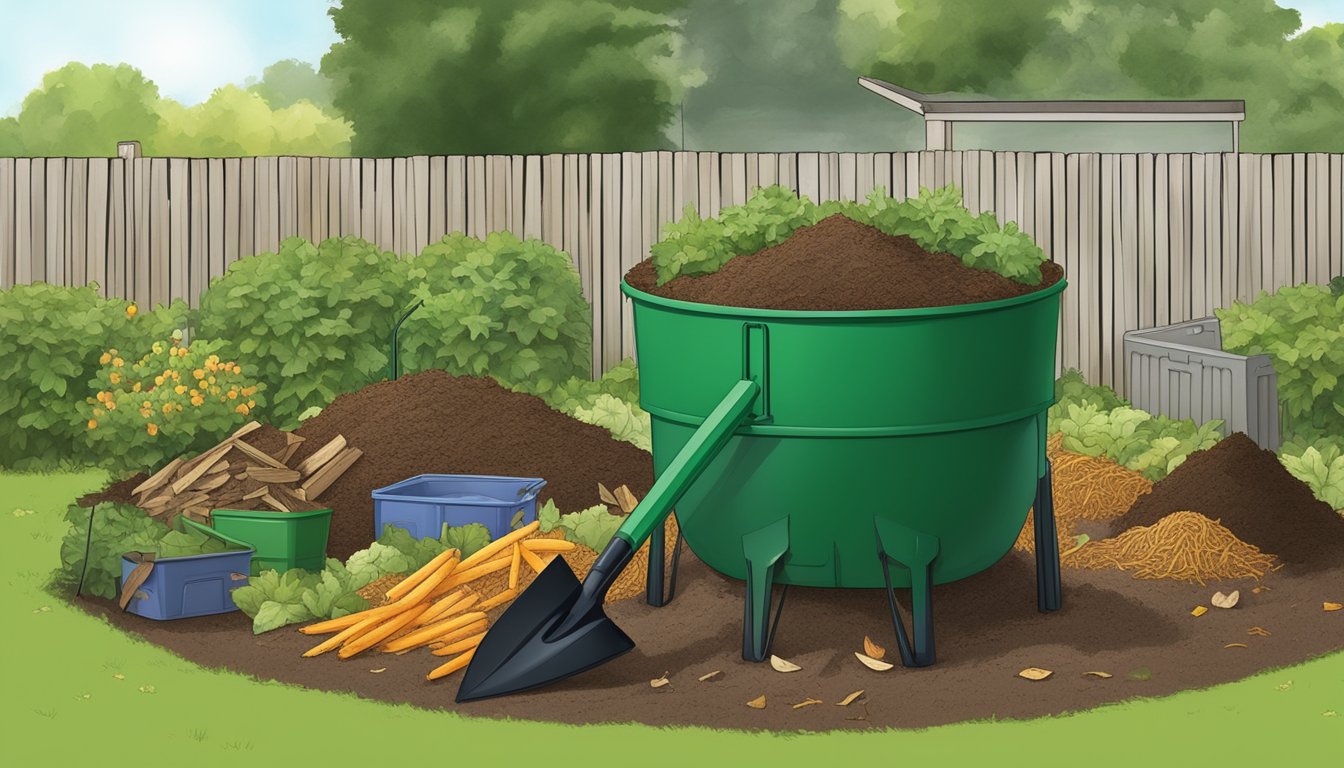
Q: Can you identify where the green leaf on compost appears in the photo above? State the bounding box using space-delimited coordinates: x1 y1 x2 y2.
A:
537 499 562 534
555 504 625 552
440 523 491 559
345 542 413 589
252 600 315 635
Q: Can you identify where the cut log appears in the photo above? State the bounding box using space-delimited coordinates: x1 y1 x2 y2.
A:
246 467 301 484
243 485 271 501
231 421 262 439
204 459 230 475
170 443 235 495
280 433 306 464
295 435 346 478
230 439 288 469
300 447 362 500
260 493 291 513
190 473 231 493
141 492 176 509
132 458 184 498
270 485 308 511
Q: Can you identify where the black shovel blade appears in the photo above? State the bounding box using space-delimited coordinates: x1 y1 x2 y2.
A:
456 542 635 702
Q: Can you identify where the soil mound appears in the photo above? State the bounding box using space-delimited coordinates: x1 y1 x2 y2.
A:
1111 433 1344 567
1073 510 1279 584
624 214 1065 311
292 371 654 560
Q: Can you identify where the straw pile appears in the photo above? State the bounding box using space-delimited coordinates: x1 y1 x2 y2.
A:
1069 511 1279 585
1015 445 1153 555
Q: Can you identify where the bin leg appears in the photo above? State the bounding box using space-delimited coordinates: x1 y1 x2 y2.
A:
1033 459 1062 612
742 517 790 662
874 517 940 667
645 522 685 607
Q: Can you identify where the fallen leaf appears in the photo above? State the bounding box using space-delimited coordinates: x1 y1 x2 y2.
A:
1083 671 1113 679
112 673 125 681
597 483 619 507
792 698 823 709
1251 586 1270 594
697 670 721 682
1224 643 1248 649
650 673 671 689
837 690 865 706
1325 602 1342 612
1190 605 1208 617
138 685 156 694
863 635 886 661
33 606 51 614
747 695 767 709
1017 667 1053 681
1127 668 1152 681
1275 680 1293 691
1324 710 1337 717
1211 590 1240 609
769 655 802 673
369 668 387 674
12 508 34 517
1248 626 1272 636
854 652 894 671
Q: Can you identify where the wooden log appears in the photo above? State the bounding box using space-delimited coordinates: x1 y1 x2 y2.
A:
132 457 183 498
230 439 287 469
296 435 346 478
231 421 262 439
141 492 176 510
243 485 270 500
246 467 300 483
190 473 230 493
280 433 305 465
170 443 235 494
260 493 291 513
204 459 230 475
299 446 362 500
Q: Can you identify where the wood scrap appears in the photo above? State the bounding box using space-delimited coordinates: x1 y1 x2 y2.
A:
132 458 183 498
299 447 362 500
243 485 270 501
296 435 347 478
246 467 301 483
280 433 305 464
260 493 291 513
170 442 234 494
230 439 287 469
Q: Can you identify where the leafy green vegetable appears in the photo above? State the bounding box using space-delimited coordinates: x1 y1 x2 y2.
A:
1050 400 1223 482
554 504 626 552
541 358 641 415
375 524 449 573
572 394 652 452
156 526 237 559
58 502 171 599
1279 436 1344 510
229 567 323 634
253 600 316 635
299 563 370 620
344 542 414 589
439 523 491 559
538 499 563 533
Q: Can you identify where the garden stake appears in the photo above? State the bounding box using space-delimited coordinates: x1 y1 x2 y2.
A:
388 299 424 380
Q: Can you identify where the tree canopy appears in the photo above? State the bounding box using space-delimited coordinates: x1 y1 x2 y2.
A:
321 0 700 155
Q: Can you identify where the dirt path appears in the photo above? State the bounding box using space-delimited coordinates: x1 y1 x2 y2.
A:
77 548 1343 732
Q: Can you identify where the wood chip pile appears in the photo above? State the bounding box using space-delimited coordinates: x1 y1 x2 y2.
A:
128 421 362 525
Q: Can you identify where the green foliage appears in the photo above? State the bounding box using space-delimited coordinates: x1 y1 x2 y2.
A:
649 185 1048 286
1051 368 1129 414
1215 283 1344 443
344 542 415 589
1279 436 1344 510
1329 276 1344 298
58 502 170 600
197 236 411 429
0 63 162 156
323 0 699 154
0 283 186 470
375 522 491 570
400 232 592 399
156 525 245 559
536 499 625 551
153 85 352 157
541 359 642 414
244 59 335 111
439 523 492 560
1052 402 1223 482
79 335 264 476
230 568 324 635
572 394 652 452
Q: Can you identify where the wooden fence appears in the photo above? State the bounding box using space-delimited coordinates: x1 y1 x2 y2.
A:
1 150 1341 393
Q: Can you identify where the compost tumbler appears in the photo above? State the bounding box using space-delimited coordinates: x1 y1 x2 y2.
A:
626 276 1067 665
457 274 1067 700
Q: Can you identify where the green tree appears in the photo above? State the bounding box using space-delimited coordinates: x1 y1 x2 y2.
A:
0 63 162 156
245 59 336 111
837 0 1344 151
154 85 353 156
322 0 699 154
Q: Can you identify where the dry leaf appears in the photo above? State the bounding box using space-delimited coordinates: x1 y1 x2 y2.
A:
1190 605 1208 617
836 690 865 706
1083 671 1113 679
747 695 767 709
650 673 671 689
112 673 125 681
769 655 802 673
1017 667 1053 681
792 698 823 709
855 652 894 671
1248 626 1272 636
597 483 619 507
1325 602 1342 612
863 635 886 661
697 670 722 682
369 668 387 674
1211 590 1240 609
1251 586 1270 594
1225 643 1248 649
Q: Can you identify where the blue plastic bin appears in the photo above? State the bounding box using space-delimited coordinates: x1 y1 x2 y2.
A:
119 522 254 621
371 474 547 541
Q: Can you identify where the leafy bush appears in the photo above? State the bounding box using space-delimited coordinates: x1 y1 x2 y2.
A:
0 284 185 470
1048 368 1129 422
59 502 171 599
541 358 641 414
572 394 652 452
649 185 1049 287
538 499 625 552
1279 436 1344 510
1215 283 1344 443
399 232 592 400
196 236 411 429
79 333 264 476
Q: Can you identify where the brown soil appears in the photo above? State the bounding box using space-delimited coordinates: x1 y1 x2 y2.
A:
292 372 655 560
1111 433 1344 569
77 546 1344 732
624 214 1065 311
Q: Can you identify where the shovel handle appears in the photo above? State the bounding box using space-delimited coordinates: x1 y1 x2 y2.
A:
613 379 759 548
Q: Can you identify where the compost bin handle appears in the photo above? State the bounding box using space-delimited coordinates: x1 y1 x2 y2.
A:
611 379 759 549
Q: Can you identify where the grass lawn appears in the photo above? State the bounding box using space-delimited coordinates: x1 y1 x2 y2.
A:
2 470 1338 766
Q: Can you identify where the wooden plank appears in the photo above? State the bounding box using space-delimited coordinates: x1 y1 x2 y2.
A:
429 155 447 242
698 151 720 218
1291 153 1306 285
167 158 188 307
253 156 272 253
1170 154 1190 323
467 155 487 238
67 160 86 287
1016 152 1034 240
297 435 347 478
838 152 857 202
776 151 796 193
1332 154 1343 280
108 159 126 297
446 156 466 234
373 157 392 251
223 158 240 268
1238 153 1260 302
620 151 638 361
873 152 891 199
1308 153 1328 285
391 156 408 253
1049 152 1066 375
207 158 224 282
246 467 301 484
311 156 327 242
188 158 207 306
0 158 12 289
1136 154 1155 331
1221 153 1239 306
563 154 582 278
1098 154 1115 389
541 154 562 247
45 158 65 285
1079 154 1099 385
723 152 747 207
522 154 542 240
797 152 819 202
1259 154 1275 296
300 447 363 501
415 155 433 252
1154 155 1171 325
27 159 46 285
1202 154 1222 313
238 158 255 262
1118 154 1138 393
1190 154 1207 319
15 159 34 285
131 457 185 498
584 153 601 374
86 159 109 294
1062 154 1080 375
278 156 297 242
294 156 311 241
601 153 622 372
148 159 168 307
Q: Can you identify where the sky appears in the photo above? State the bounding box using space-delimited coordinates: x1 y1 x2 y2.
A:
0 0 1340 118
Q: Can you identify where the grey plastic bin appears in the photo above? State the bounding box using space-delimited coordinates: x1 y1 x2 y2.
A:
1123 317 1280 451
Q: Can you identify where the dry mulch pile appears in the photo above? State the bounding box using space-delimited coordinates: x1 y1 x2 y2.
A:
1110 433 1344 568
292 371 655 560
624 214 1065 311
1015 439 1154 555
1072 510 1280 584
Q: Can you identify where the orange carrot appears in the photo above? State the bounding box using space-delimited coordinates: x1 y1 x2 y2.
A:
427 647 476 681
337 604 429 659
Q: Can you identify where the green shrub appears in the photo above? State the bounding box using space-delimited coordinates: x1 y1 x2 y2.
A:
197 236 412 429
572 394 651 452
540 358 641 414
1215 283 1344 443
0 283 185 470
399 232 591 399
79 333 264 476
649 185 1049 287
59 502 170 599
1279 436 1344 510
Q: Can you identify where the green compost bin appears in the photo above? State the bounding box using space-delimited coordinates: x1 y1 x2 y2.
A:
208 507 332 575
621 276 1065 591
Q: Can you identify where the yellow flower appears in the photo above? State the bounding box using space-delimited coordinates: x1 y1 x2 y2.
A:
191 395 204 407
154 375 165 386
247 399 255 409
174 385 187 395
109 372 121 385
105 401 116 411
152 342 164 355
142 401 151 409
193 369 205 380
146 423 158 436
234 403 250 415
87 419 97 430
132 382 142 392
207 376 216 385
162 403 173 415
99 352 111 365
112 357 124 368
227 390 238 399
126 304 138 318
139 408 151 419
189 389 199 398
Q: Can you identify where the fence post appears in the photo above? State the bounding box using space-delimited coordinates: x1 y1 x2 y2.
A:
116 141 142 160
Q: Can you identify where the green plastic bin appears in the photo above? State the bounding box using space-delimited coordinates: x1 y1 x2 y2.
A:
208 508 333 575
